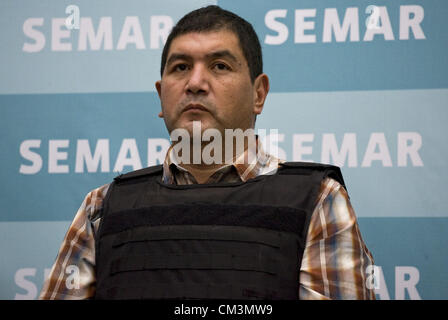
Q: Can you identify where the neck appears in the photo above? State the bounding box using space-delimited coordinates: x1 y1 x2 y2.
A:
172 134 258 184
180 163 225 184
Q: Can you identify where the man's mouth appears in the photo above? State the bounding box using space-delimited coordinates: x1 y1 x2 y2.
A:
183 103 209 113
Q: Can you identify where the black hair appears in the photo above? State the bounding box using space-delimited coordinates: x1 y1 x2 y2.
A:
160 5 263 82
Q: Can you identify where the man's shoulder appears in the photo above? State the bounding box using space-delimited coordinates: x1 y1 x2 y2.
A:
85 183 111 200
81 182 111 221
83 165 164 215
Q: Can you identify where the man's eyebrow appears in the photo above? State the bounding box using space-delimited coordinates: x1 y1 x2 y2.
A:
166 50 241 67
205 50 240 65
166 53 191 67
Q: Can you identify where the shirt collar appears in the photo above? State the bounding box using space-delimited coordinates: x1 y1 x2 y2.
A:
162 136 282 185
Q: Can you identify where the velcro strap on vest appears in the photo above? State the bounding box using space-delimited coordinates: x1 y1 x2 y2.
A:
110 253 278 275
112 225 282 249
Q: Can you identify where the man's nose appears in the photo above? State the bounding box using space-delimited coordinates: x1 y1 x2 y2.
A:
185 64 209 95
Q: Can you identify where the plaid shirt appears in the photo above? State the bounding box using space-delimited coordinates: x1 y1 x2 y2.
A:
39 141 375 300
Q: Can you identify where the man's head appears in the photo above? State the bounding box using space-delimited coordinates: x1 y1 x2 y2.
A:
155 5 269 136
160 5 263 83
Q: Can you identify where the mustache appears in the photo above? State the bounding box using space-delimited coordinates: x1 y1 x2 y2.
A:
178 97 215 112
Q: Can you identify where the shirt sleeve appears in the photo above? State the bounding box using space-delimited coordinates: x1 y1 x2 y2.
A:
38 184 109 300
299 178 376 300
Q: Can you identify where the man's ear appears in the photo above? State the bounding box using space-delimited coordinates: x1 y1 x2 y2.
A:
155 80 162 98
253 73 270 115
155 80 164 118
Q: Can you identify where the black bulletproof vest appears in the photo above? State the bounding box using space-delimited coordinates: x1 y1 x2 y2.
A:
94 162 346 300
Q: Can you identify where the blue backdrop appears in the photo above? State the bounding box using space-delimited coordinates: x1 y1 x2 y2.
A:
1 0 447 299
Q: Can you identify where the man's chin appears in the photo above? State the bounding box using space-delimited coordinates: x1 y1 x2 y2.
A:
172 121 221 136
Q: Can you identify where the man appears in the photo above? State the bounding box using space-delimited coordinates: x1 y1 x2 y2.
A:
40 5 375 300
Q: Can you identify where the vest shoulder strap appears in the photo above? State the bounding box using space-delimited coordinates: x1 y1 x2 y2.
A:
279 161 347 192
113 164 163 182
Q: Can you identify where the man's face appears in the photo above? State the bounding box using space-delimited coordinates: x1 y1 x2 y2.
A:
156 29 267 136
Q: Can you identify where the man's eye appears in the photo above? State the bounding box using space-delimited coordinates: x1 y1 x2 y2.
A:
174 64 188 72
213 63 230 71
